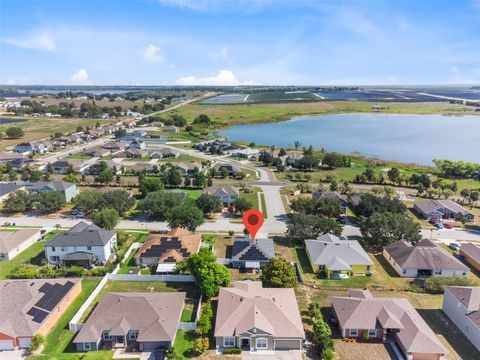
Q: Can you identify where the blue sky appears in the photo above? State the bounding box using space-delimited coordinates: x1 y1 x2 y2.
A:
1 0 479 86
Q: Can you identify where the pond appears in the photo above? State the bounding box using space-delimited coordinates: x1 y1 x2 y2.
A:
220 113 480 165
0 117 26 124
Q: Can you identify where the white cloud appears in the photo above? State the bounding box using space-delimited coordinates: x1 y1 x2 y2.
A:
5 31 56 51
176 69 259 86
156 0 263 13
70 68 92 85
213 46 231 61
143 44 164 63
6 80 16 85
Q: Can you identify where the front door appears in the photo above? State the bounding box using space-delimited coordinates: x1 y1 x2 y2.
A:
241 338 250 350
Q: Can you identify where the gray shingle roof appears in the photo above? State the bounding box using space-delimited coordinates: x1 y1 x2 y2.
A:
232 237 275 262
46 221 115 247
305 234 373 270
384 239 468 271
415 199 473 217
0 229 41 254
30 181 75 192
203 185 239 197
73 292 185 343
0 183 23 197
460 243 480 264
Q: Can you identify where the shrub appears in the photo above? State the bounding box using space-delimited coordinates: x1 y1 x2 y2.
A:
361 330 369 342
321 347 335 360
425 277 475 294
223 348 242 354
29 334 44 352
194 337 209 353
197 302 213 335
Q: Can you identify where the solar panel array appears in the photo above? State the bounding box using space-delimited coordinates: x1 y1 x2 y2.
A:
239 246 269 261
140 236 190 259
35 281 75 311
26 307 49 323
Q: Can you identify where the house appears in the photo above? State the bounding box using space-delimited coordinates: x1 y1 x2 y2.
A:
305 234 373 278
275 153 304 168
213 162 241 176
128 139 147 150
312 191 348 213
231 235 275 269
163 125 179 133
134 228 201 272
331 289 447 360
84 161 117 175
214 281 304 352
50 159 83 174
0 151 24 163
459 243 480 272
15 142 47 155
29 181 79 202
175 162 202 176
125 163 156 174
117 149 148 159
231 148 260 160
45 222 117 266
101 141 127 151
383 239 469 278
84 147 110 158
414 199 474 222
0 278 82 350
73 292 185 352
442 286 480 351
203 185 239 206
0 182 24 203
0 229 43 261
150 147 181 159
348 193 363 208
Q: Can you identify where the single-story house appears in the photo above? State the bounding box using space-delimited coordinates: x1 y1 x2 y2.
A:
203 185 239 206
0 152 24 163
175 162 202 176
50 159 84 174
0 182 24 203
414 199 474 222
442 286 480 351
305 233 373 278
312 191 348 213
0 229 43 261
128 139 147 150
73 292 185 352
275 153 304 168
383 239 469 278
101 141 127 151
163 125 179 133
84 148 110 158
213 162 241 176
231 235 275 269
125 163 156 174
332 289 448 360
45 221 117 266
0 278 82 350
150 147 181 159
215 281 305 352
459 243 480 272
231 148 260 160
29 181 79 202
134 228 201 272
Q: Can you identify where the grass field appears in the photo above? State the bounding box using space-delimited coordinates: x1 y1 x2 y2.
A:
168 100 478 126
174 330 196 358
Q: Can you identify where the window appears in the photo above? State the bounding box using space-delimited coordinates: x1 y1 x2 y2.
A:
84 342 91 350
61 247 65 251
52 247 56 252
434 269 442 275
256 338 268 349
402 269 407 275
129 330 139 340
350 329 358 336
368 329 376 337
103 331 112 341
50 256 60 262
87 246 92 251
223 337 235 348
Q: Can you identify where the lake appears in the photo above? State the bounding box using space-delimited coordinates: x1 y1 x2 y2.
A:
220 113 480 165
0 118 26 124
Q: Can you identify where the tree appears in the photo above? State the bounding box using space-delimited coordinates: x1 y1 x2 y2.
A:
166 167 183 186
102 189 135 215
3 190 32 213
96 169 113 184
359 212 421 250
139 177 164 197
294 141 302 151
286 213 342 243
235 197 252 214
312 320 333 353
196 193 222 215
387 167 401 185
114 129 127 138
193 114 213 126
167 205 204 232
178 248 231 298
5 126 24 138
354 193 406 217
75 190 102 212
93 208 119 230
62 174 79 184
193 171 206 187
197 301 213 335
308 302 322 322
261 258 298 288
34 191 66 212
300 154 319 170
140 191 187 219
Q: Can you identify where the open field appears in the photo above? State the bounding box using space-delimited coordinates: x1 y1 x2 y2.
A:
168 100 478 126
0 116 113 150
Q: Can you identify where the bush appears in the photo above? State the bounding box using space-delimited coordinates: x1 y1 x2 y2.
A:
361 330 369 342
223 348 242 354
29 334 44 352
321 347 335 360
197 302 213 335
194 337 209 353
425 276 475 294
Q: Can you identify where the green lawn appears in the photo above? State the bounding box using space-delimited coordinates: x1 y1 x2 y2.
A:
182 189 202 200
0 230 62 279
259 192 267 218
239 187 260 210
65 152 91 160
173 330 196 358
28 278 105 360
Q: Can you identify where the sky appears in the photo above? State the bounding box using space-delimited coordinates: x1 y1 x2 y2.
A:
0 0 479 86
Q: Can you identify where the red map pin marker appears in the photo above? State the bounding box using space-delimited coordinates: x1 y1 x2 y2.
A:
243 209 264 241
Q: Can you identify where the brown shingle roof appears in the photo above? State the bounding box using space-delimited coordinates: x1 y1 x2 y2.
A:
0 229 41 254
332 289 447 355
214 281 304 338
446 286 480 311
460 243 480 264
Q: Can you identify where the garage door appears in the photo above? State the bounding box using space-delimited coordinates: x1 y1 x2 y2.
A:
0 339 15 350
19 337 32 349
274 339 301 350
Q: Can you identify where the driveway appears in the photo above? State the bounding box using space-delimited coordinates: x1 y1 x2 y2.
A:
242 350 302 360
0 350 28 360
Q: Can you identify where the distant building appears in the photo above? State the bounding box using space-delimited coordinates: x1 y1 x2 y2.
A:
0 152 24 163
213 162 241 176
414 199 474 222
29 181 79 202
163 125 179 133
231 148 260 160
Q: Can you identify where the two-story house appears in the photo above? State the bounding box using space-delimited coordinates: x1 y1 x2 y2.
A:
203 185 239 207
29 181 79 202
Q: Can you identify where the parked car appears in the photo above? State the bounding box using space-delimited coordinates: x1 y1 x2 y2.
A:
443 223 453 229
71 208 85 217
448 242 461 251
435 222 444 229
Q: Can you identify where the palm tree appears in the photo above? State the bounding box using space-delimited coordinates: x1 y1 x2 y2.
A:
294 141 302 152
54 224 61 231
